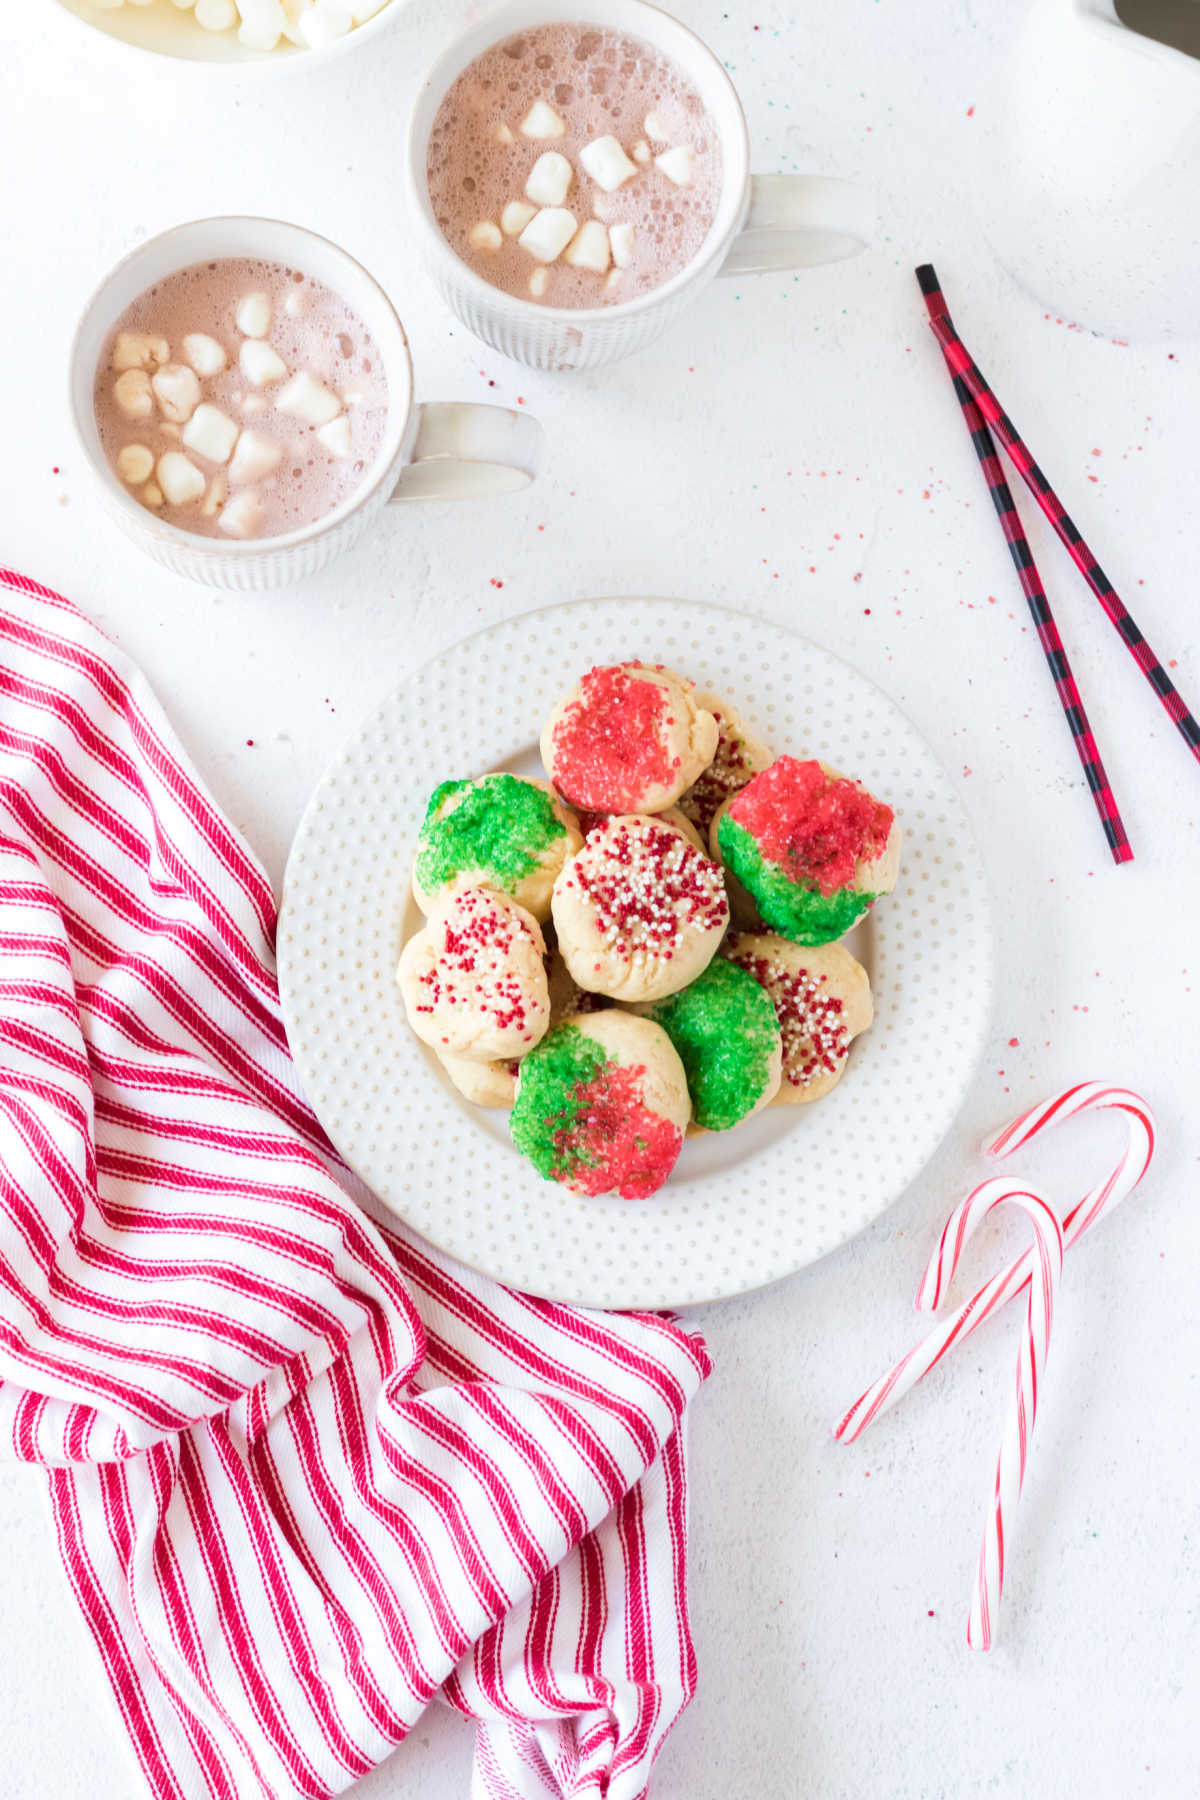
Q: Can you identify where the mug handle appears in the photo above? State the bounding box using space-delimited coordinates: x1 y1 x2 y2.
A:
391 402 543 501
719 175 876 277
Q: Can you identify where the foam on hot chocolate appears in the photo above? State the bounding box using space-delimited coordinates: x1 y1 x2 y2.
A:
426 23 723 310
94 258 388 541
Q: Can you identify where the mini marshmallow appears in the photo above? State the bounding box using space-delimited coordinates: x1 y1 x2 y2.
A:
236 0 286 44
241 395 267 415
239 339 289 386
469 221 503 252
529 268 550 299
283 289 306 317
655 145 696 186
235 292 272 338
202 474 227 519
113 331 168 373
518 207 577 263
644 112 670 141
631 140 651 165
278 0 313 44
525 151 573 207
219 491 266 539
341 385 365 408
156 452 206 507
496 124 515 146
182 403 240 465
501 200 537 237
151 363 202 424
609 222 636 268
520 101 566 140
299 3 351 45
114 370 153 420
140 483 164 510
276 370 342 426
182 332 228 377
579 136 638 192
564 219 610 275
317 415 353 458
116 444 155 486
229 429 284 485
604 269 623 296
195 0 237 26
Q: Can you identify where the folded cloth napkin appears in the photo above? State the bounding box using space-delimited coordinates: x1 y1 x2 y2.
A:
0 569 711 1800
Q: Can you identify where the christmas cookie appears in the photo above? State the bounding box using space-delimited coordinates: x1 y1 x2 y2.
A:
678 690 772 835
510 1009 690 1199
722 932 873 1104
541 663 718 814
398 886 550 1063
712 757 900 945
633 958 782 1131
413 772 582 923
551 814 729 1003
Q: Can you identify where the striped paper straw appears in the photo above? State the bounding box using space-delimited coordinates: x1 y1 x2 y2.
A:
917 279 1132 861
917 264 1200 774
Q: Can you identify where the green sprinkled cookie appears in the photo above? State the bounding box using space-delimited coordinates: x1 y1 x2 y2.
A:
413 772 582 922
635 958 783 1131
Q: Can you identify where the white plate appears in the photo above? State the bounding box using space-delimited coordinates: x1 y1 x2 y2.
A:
277 597 994 1309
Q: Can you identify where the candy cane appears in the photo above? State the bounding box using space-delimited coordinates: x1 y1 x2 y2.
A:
917 1180 1063 1649
835 1083 1154 1443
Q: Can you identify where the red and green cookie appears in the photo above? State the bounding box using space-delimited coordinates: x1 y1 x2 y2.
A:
510 1010 690 1199
634 957 783 1131
712 757 900 945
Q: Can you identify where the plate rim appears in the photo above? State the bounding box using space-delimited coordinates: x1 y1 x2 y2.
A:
278 595 996 1309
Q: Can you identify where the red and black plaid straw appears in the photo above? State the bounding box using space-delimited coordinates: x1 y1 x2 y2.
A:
915 267 1132 864
917 264 1200 778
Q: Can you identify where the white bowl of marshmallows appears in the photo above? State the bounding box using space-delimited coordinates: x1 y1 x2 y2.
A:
53 0 399 68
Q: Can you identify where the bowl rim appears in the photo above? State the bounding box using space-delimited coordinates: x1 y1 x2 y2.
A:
48 0 408 77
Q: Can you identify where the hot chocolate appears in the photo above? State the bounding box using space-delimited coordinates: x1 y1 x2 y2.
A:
426 22 722 310
93 258 388 540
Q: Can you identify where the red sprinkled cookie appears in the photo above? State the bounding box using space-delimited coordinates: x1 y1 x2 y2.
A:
551 813 729 1003
722 931 873 1104
541 663 718 813
398 886 550 1063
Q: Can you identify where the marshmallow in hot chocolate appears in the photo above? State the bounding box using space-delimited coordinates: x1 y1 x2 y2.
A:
94 258 388 541
426 23 722 309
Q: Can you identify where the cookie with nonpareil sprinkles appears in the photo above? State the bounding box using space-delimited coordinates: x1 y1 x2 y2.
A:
541 664 719 814
677 690 773 836
722 932 873 1105
413 772 582 923
510 1010 690 1199
634 958 782 1131
398 886 550 1063
713 757 901 945
552 814 730 1003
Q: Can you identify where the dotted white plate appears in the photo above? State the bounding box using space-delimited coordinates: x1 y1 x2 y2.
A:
277 597 994 1310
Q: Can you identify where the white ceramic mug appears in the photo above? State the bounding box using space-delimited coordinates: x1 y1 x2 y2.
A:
69 217 543 591
406 0 876 371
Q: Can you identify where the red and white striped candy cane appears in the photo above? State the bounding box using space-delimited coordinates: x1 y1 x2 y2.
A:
920 1179 1064 1650
835 1083 1154 1443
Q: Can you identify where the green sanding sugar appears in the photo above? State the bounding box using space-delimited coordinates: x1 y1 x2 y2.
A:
415 774 566 898
510 1024 611 1181
717 814 873 945
642 959 781 1131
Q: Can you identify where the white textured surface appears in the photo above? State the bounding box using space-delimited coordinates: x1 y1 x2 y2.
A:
277 594 993 1307
2 1 1199 1797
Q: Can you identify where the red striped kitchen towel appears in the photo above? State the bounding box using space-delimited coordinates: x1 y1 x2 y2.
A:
0 567 711 1800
